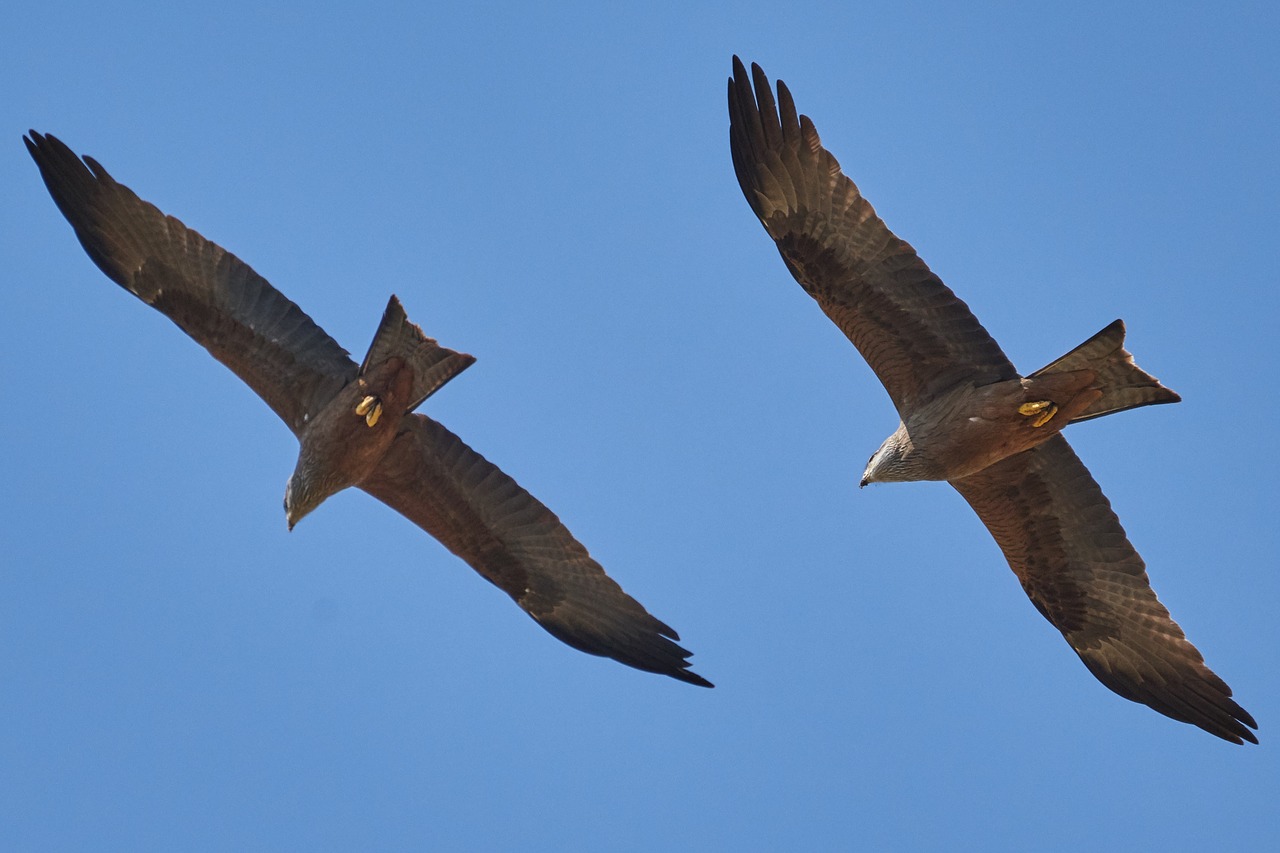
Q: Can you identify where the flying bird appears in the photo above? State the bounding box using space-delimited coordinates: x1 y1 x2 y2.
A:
26 131 710 688
728 58 1254 742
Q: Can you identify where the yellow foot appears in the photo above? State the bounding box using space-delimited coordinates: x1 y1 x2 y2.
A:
1018 400 1058 428
355 395 383 427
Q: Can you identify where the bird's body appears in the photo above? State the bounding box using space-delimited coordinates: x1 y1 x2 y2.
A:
863 372 1087 484
27 131 709 688
288 355 413 516
728 58 1254 742
282 297 471 529
864 320 1167 485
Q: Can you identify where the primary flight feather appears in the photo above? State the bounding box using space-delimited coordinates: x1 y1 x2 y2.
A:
27 131 710 688
728 58 1253 742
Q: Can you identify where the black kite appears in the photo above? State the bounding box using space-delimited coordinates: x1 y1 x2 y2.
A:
728 58 1254 742
27 131 709 688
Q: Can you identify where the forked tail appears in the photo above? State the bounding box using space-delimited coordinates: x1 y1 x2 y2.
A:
361 295 476 412
1030 319 1180 423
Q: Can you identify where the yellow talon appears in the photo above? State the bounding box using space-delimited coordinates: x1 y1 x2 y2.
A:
1018 400 1058 427
356 395 384 427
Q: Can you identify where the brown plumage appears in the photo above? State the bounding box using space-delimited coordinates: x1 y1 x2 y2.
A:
26 131 709 688
728 58 1254 742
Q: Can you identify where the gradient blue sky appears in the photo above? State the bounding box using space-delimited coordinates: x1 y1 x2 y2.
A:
3 1 1277 849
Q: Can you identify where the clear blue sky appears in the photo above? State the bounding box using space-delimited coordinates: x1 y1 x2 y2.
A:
3 1 1276 849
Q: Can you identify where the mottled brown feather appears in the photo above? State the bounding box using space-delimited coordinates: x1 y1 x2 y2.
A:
728 57 1016 416
1030 319 1182 423
361 416 711 686
953 438 1256 743
25 132 355 435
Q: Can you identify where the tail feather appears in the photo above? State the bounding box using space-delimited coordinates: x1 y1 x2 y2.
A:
361 295 476 412
1031 320 1180 423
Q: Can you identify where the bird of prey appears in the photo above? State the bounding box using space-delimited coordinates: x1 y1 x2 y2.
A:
26 131 709 688
728 58 1255 742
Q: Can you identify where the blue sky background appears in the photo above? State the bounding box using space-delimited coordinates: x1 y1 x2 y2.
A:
3 1 1277 849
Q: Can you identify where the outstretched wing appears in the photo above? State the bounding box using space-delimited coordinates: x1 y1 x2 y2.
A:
26 132 355 434
360 414 712 687
952 436 1256 743
728 58 1016 415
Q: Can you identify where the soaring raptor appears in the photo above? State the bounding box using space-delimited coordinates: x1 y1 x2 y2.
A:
728 58 1254 742
27 131 709 688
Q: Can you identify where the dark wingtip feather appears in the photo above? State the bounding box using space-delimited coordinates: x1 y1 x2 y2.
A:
655 624 714 687
536 612 714 688
674 669 715 689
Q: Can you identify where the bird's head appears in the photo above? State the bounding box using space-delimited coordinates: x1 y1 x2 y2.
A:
860 442 896 488
859 425 919 488
283 476 316 531
283 449 345 530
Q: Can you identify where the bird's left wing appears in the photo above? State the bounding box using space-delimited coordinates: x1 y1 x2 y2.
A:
359 414 712 687
26 132 355 434
728 59 1016 416
951 435 1256 743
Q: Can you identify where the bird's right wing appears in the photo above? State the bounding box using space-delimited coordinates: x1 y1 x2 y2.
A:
951 435 1256 743
728 58 1016 415
359 414 712 687
26 132 356 435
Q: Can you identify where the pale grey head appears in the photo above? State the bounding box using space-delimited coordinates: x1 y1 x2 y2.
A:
859 423 935 487
283 448 347 530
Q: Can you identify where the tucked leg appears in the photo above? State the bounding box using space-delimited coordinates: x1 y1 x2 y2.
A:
355 395 384 427
1018 400 1059 428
